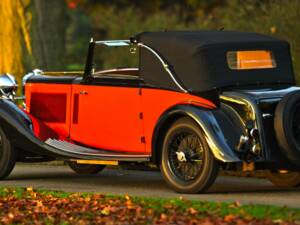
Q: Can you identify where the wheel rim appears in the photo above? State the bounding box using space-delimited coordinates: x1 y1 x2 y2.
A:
167 131 204 182
291 102 300 147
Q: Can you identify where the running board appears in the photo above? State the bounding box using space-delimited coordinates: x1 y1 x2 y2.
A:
45 139 150 162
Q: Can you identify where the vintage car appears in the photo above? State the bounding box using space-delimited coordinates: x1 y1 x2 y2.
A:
1 30 300 193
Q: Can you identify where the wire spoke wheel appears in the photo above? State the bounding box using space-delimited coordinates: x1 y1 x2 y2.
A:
169 132 204 182
160 118 219 194
267 170 300 188
66 161 106 174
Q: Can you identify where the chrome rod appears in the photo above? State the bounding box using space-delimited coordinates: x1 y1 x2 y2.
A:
95 40 131 46
137 43 188 93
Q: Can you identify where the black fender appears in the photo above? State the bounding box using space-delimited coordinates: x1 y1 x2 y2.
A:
0 99 59 158
0 99 90 159
152 104 241 163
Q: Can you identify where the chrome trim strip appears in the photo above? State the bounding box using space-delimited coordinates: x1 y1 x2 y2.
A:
137 43 188 93
220 95 255 120
95 40 131 46
45 139 151 161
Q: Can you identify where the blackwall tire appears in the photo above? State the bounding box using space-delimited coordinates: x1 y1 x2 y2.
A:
266 170 300 188
160 117 219 194
0 127 16 179
67 161 105 174
274 90 300 164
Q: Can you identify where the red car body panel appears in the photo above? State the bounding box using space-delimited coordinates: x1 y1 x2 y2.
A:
70 84 144 153
25 83 72 140
25 81 216 154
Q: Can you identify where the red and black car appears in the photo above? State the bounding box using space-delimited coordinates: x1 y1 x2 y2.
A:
1 31 300 193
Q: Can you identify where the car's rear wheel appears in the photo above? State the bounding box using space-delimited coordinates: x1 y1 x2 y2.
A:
266 170 300 188
160 117 219 194
67 161 105 174
0 127 16 179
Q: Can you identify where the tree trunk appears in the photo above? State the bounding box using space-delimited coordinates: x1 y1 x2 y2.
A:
0 0 31 80
31 0 68 70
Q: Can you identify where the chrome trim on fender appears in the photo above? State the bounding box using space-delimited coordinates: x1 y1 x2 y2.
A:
220 95 256 121
188 110 240 162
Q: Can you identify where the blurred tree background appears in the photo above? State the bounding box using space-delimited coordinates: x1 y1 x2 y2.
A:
0 0 32 79
0 0 299 83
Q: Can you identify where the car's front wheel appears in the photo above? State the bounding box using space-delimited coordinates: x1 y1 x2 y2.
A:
160 117 219 194
67 161 105 174
266 170 300 187
0 126 16 179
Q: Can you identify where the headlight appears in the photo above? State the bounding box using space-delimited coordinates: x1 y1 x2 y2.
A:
0 73 18 94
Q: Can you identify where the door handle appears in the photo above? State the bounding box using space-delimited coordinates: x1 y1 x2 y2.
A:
79 90 88 95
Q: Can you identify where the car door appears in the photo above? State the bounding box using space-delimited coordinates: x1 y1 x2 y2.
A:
70 75 145 153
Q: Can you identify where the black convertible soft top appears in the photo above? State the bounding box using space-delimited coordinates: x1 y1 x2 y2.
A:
135 31 295 93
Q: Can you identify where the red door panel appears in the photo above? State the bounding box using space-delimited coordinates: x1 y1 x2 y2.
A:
70 85 144 153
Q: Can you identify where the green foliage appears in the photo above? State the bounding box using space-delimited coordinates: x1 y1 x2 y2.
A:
211 0 300 82
82 5 190 69
66 0 300 81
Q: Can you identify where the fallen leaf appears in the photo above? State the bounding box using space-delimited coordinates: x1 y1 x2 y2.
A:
188 207 198 215
26 187 33 192
224 214 237 222
160 213 167 220
101 207 110 216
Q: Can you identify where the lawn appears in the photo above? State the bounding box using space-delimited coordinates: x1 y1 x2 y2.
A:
0 186 299 224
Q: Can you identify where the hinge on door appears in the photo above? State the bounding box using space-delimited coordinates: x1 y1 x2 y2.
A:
141 136 146 143
138 88 142 95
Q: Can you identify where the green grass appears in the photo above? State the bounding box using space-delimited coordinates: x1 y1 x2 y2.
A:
1 186 299 221
128 196 300 221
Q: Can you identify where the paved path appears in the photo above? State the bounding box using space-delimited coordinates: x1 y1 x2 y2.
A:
1 164 300 208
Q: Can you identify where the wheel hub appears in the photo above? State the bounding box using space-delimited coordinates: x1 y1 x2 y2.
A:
176 151 187 162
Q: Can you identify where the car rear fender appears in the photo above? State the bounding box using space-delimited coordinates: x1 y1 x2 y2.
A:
152 104 241 164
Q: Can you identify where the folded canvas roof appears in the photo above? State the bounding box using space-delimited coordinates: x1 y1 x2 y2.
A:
135 31 294 92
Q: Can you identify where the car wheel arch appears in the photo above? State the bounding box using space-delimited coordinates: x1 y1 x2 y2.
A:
151 104 213 165
151 104 241 165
